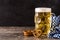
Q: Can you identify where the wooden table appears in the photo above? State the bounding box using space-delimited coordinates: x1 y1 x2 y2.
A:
0 26 59 40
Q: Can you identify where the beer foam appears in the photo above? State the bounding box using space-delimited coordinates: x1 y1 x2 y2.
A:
35 7 51 12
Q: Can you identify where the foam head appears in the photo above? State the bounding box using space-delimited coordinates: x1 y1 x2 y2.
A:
35 7 51 12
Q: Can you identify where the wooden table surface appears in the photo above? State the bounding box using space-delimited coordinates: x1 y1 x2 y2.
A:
0 26 59 40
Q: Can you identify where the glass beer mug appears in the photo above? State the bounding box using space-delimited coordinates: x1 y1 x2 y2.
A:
34 7 52 37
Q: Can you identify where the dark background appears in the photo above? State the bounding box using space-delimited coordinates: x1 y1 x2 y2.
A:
0 0 60 26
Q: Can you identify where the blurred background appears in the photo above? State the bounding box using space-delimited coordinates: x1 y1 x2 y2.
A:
0 0 60 26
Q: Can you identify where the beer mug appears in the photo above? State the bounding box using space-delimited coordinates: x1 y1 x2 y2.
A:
34 7 52 36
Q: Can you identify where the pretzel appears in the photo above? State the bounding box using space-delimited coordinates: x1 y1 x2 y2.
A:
32 29 42 38
23 30 33 36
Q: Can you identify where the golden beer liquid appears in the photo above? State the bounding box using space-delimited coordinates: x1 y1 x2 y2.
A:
34 12 51 36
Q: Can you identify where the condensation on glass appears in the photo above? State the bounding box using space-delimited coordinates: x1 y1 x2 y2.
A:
34 7 52 36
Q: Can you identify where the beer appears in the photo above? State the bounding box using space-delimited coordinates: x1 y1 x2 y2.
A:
34 8 51 37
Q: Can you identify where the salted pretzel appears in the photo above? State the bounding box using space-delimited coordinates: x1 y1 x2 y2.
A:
23 30 33 36
32 29 42 38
